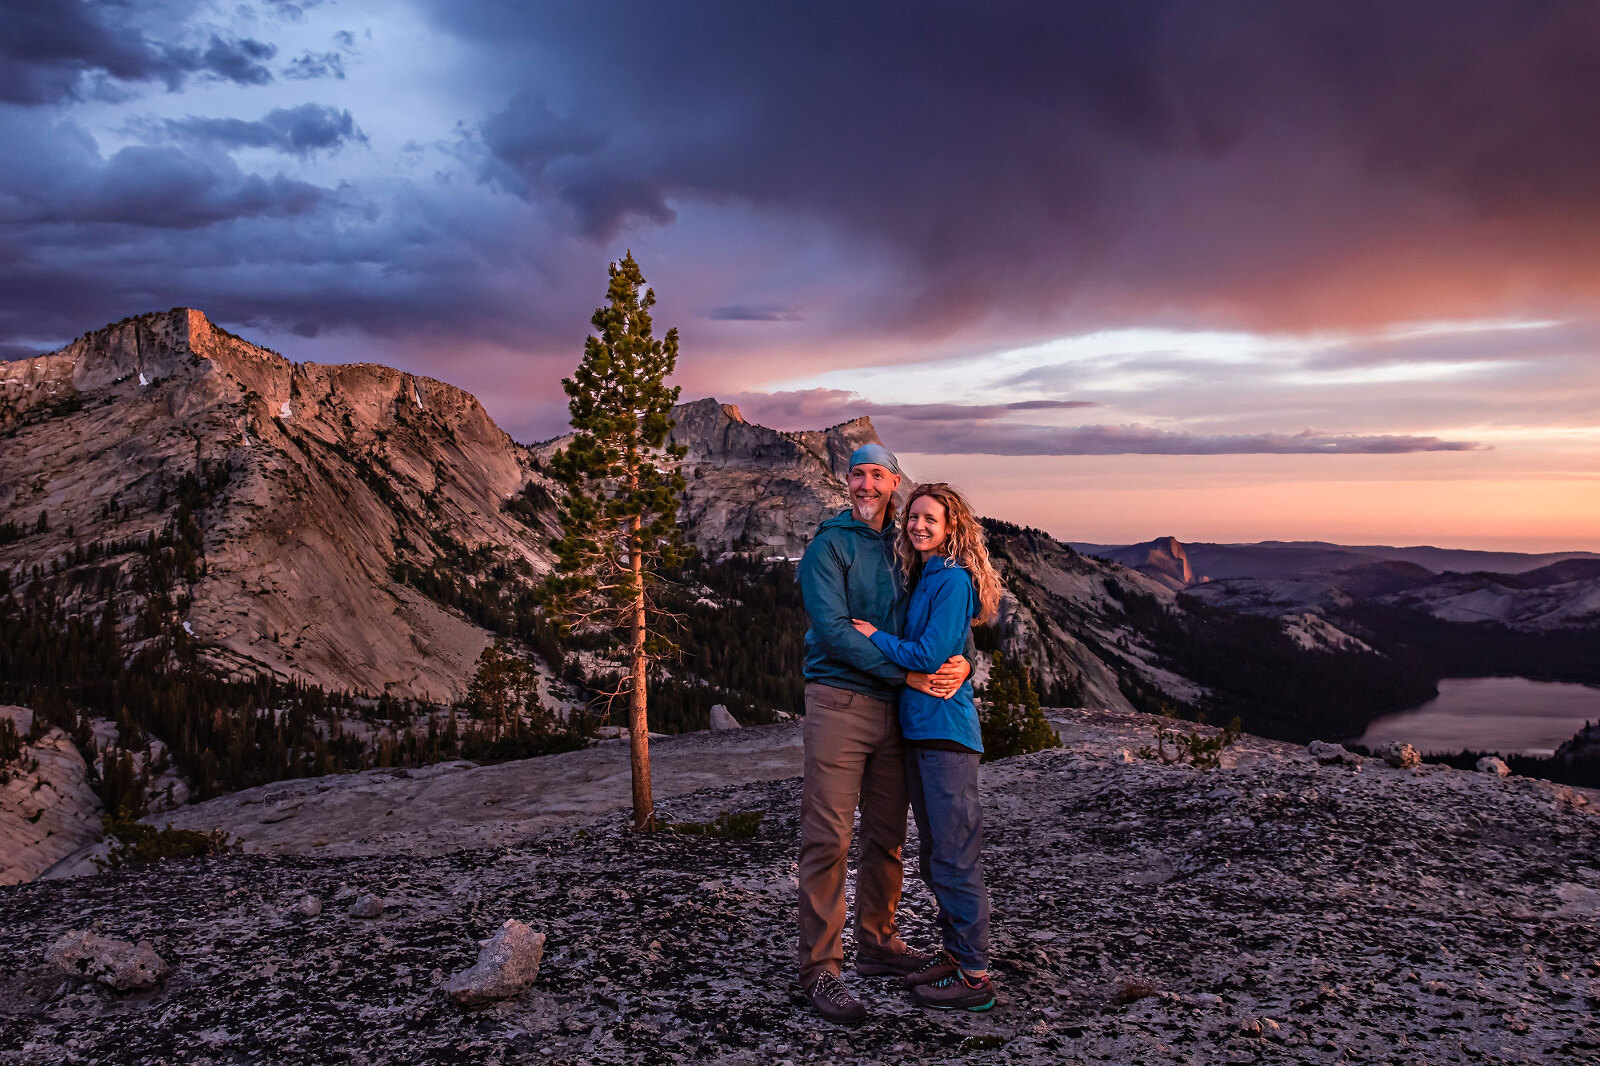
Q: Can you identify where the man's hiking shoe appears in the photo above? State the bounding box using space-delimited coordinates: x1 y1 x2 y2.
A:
911 970 997 1012
856 945 935 978
806 971 867 1024
899 950 959 989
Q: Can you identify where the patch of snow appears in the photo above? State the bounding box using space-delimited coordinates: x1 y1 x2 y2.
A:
182 621 195 636
138 372 149 387
279 401 292 419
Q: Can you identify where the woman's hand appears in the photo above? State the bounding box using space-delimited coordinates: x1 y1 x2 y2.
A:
907 655 969 699
850 618 878 638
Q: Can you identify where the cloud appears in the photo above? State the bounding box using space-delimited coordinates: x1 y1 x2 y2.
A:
164 104 367 155
283 51 346 80
189 35 276 86
719 388 1478 455
0 111 331 229
883 424 1485 457
430 0 1600 338
0 2 278 103
706 302 801 322
724 388 1096 428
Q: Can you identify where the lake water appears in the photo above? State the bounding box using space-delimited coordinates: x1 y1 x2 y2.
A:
1354 676 1600 756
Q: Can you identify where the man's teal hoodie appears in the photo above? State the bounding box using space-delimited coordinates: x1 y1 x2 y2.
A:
798 509 908 701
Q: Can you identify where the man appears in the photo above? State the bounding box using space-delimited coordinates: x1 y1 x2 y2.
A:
796 443 971 1023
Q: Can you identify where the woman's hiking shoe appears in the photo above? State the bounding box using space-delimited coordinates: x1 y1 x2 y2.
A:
911 970 997 1012
899 951 959 989
855 945 935 978
806 971 867 1025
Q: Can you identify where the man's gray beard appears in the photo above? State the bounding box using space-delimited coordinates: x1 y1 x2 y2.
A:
853 498 886 523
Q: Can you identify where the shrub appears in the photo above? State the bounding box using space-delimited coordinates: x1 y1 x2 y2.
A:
93 817 240 872
1138 716 1242 769
664 810 763 839
0 717 21 764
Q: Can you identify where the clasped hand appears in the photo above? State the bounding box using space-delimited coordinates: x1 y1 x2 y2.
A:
850 618 969 699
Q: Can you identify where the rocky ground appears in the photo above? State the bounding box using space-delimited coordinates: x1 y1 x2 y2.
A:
3 710 1600 1064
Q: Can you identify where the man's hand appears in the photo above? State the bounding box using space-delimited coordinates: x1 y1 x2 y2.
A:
906 655 971 699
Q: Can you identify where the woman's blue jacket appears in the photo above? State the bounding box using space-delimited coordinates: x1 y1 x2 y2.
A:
869 554 983 752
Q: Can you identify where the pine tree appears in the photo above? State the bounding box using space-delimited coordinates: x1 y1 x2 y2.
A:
980 652 1061 762
545 253 690 830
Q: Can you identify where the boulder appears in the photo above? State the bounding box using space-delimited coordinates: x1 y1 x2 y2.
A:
1476 756 1511 778
295 895 323 917
708 705 741 732
349 894 384 918
1308 740 1360 766
46 930 169 990
1376 741 1422 769
445 919 547 1006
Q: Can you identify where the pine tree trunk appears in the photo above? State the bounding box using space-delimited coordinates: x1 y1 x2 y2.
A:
627 513 655 830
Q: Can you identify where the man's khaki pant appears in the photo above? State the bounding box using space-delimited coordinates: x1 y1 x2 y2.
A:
797 682 909 988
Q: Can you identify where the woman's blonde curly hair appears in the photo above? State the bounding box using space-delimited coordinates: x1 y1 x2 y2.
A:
896 482 1002 624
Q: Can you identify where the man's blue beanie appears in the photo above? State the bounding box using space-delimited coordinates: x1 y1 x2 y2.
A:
849 443 902 476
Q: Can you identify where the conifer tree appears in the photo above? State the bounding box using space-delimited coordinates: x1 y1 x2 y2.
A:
546 253 690 830
980 651 1061 762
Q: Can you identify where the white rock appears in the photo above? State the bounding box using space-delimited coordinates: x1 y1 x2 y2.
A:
1476 756 1511 777
445 919 546 1006
709 705 741 732
46 930 169 990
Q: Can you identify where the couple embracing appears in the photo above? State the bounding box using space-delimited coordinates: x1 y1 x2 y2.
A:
795 443 1004 1024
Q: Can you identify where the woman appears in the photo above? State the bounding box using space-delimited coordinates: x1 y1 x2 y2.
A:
851 482 1003 1013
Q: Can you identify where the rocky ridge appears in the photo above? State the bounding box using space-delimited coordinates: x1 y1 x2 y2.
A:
1084 538 1600 634
665 398 889 560
0 707 101 886
0 309 1255 726
2 709 1598 1064
1 309 540 703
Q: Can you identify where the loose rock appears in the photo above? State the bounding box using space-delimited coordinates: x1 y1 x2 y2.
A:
295 895 322 917
445 919 547 1006
1307 740 1359 766
1377 741 1422 769
46 929 169 991
709 705 741 732
348 894 384 918
1476 756 1511 777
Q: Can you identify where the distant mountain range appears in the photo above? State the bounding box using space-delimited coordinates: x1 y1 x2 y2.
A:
1071 537 1600 583
3 309 1596 884
1070 537 1600 633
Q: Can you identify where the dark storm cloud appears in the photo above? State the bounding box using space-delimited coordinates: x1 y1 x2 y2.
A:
283 51 345 80
723 388 1476 455
0 2 277 104
0 111 329 228
0 103 602 358
437 0 1600 335
164 104 366 155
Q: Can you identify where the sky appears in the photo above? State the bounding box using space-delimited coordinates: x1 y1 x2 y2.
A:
2 1 1597 551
